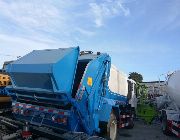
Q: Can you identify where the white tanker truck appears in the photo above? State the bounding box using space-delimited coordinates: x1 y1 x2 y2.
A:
156 70 180 137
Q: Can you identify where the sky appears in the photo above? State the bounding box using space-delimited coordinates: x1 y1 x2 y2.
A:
0 0 180 81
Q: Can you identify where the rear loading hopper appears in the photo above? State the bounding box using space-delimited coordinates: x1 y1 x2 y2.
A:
7 47 79 106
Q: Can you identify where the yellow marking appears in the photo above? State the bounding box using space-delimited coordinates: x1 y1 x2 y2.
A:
0 74 10 87
87 77 93 86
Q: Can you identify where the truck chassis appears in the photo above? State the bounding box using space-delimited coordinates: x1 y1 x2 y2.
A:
0 115 105 140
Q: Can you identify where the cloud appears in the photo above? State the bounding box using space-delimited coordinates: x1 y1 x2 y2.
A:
0 0 131 41
75 27 95 36
89 0 130 27
0 34 68 49
132 0 180 33
0 33 69 67
0 1 67 31
163 2 180 31
0 0 132 66
0 1 98 43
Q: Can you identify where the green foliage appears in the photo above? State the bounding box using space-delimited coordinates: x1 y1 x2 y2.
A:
128 72 143 83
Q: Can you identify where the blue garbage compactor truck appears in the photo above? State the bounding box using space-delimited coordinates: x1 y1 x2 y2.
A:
4 47 134 140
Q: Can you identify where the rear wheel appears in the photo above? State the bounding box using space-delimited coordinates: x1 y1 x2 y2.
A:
126 117 134 129
107 111 117 140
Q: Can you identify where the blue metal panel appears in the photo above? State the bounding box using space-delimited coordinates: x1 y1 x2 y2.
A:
52 48 80 95
107 90 127 105
78 54 98 61
0 87 5 94
6 47 79 97
71 53 114 135
98 99 112 122
71 53 128 135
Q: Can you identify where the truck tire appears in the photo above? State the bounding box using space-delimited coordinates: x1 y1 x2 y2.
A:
107 111 117 140
126 118 134 129
161 111 172 135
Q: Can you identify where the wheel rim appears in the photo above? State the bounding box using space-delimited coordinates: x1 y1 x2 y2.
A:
110 120 117 140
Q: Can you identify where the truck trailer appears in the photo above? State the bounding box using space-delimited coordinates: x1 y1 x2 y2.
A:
156 70 180 137
0 47 134 140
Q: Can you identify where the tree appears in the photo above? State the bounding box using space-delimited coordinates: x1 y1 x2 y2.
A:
128 72 143 83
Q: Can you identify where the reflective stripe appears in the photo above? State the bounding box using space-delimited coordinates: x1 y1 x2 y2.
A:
30 106 35 109
53 110 58 114
13 102 69 116
172 121 180 128
58 112 64 115
48 109 53 113
35 106 39 110
168 120 180 137
26 105 31 108
44 108 48 112
19 104 23 107
172 129 179 136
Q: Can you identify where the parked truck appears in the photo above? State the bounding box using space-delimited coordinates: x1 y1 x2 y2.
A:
0 47 135 140
156 70 180 137
108 65 137 111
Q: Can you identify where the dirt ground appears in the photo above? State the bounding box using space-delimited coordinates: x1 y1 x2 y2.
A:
117 120 179 140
